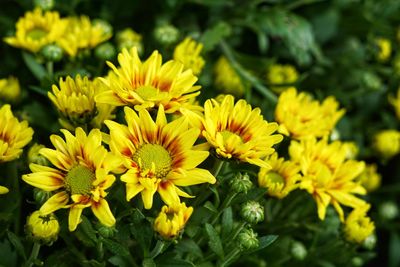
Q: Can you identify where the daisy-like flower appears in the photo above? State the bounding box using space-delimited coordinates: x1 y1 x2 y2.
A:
4 8 67 53
258 153 301 199
289 137 366 221
373 129 400 159
154 202 193 239
214 56 246 96
105 106 215 209
0 76 21 103
173 37 205 76
275 88 345 139
48 75 115 130
202 95 283 168
58 16 112 57
22 128 122 231
95 47 201 113
266 64 299 93
344 204 375 244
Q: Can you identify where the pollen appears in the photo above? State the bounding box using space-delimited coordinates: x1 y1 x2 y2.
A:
65 165 95 195
132 144 172 179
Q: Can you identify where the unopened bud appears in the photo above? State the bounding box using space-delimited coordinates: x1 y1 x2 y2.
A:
379 201 399 220
363 233 377 250
240 201 264 224
41 44 63 62
28 144 49 166
153 24 180 46
229 173 253 193
33 0 54 10
95 42 116 61
352 257 363 267
96 223 117 238
291 241 307 260
237 228 259 250
33 188 51 205
26 211 59 244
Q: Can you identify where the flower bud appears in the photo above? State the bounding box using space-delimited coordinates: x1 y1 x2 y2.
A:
33 0 54 10
240 201 264 224
116 28 143 54
26 211 59 244
379 201 399 220
373 130 400 159
291 241 307 260
237 228 259 250
229 173 253 193
0 76 21 103
352 257 363 267
96 223 117 238
40 44 63 62
33 188 51 205
363 233 377 250
28 144 49 166
92 19 113 37
153 24 180 46
95 42 116 61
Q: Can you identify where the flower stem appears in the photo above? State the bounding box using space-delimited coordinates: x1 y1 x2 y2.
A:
211 191 238 225
149 240 167 259
212 159 225 178
46 61 54 78
26 242 41 267
220 247 241 267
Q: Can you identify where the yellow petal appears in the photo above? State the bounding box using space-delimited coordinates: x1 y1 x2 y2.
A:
91 199 116 227
158 181 180 206
68 205 84 231
40 191 69 214
170 168 216 186
0 185 9 194
22 172 64 191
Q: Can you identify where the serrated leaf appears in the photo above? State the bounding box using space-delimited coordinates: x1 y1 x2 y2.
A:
22 52 47 81
103 239 130 257
221 207 233 238
200 21 232 52
7 231 26 260
205 223 224 259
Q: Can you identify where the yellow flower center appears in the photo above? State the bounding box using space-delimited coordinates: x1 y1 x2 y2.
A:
266 171 285 184
135 85 160 100
220 130 243 144
27 28 48 41
132 144 172 178
65 165 95 195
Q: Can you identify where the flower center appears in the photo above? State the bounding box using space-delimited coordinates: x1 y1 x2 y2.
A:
65 165 95 195
27 28 48 41
135 85 160 100
132 144 172 179
266 171 285 184
220 130 243 144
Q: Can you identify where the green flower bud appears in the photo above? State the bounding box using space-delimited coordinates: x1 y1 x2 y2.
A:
153 24 180 46
33 188 52 205
95 42 116 61
26 211 59 245
351 257 363 267
361 71 382 91
33 0 54 10
237 228 259 250
379 201 398 220
28 144 49 166
95 223 117 238
291 241 307 260
240 201 264 224
92 19 113 37
40 44 63 62
363 233 377 250
229 173 253 193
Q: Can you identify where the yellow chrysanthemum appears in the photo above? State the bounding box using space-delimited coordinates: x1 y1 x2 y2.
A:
375 38 391 62
116 28 143 53
388 88 400 120
267 64 299 93
173 37 205 76
48 75 115 130
0 104 33 163
0 76 21 103
154 202 193 239
22 128 122 231
214 56 246 96
289 137 366 221
202 95 283 168
275 88 345 139
95 47 201 113
58 16 112 57
344 204 375 244
4 8 67 53
258 153 301 199
373 129 400 159
105 106 216 209
357 164 381 192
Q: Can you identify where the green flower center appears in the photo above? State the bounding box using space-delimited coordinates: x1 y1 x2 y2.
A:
27 28 48 41
220 130 243 143
65 165 95 195
133 144 172 179
135 85 160 100
266 171 285 184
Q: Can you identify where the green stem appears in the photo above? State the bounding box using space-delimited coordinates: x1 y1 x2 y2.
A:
220 247 241 267
46 61 54 78
212 159 225 178
26 242 41 267
8 162 21 234
226 222 247 246
149 240 167 259
211 192 238 225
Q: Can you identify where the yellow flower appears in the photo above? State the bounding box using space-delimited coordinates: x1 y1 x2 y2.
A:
116 28 143 54
342 141 359 159
48 75 115 130
26 210 59 243
0 104 33 163
373 129 400 159
95 47 201 113
388 88 400 120
4 8 67 53
105 106 216 209
214 56 246 96
275 88 345 139
22 128 122 231
154 202 193 239
267 64 299 93
289 137 366 221
375 38 391 62
0 186 9 194
58 16 112 57
0 76 21 103
202 95 283 168
344 204 375 244
173 37 205 76
357 164 381 192
258 153 301 199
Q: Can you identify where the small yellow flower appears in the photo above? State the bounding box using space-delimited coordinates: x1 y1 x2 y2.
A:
154 202 193 239
0 186 9 194
95 47 201 113
267 64 299 93
373 129 400 159
388 88 400 120
289 137 366 221
0 76 21 103
258 153 301 199
275 88 345 139
344 204 375 244
357 164 381 192
48 75 115 130
202 95 283 168
116 28 143 53
26 210 59 243
58 16 112 57
342 141 359 159
105 105 215 209
173 37 205 76
22 128 122 231
375 38 391 62
0 104 33 163
4 8 67 53
214 56 246 96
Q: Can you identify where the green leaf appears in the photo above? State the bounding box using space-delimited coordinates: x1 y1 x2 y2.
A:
0 239 17 267
389 232 400 267
130 209 153 254
6 231 26 260
22 52 47 81
246 235 278 254
203 201 218 214
143 258 156 267
80 216 98 243
175 239 203 259
156 258 195 267
103 239 130 257
221 207 233 238
205 223 224 259
200 21 232 52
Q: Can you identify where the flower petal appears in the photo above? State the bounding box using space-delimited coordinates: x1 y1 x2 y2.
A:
40 191 69 214
68 205 84 231
91 199 116 227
